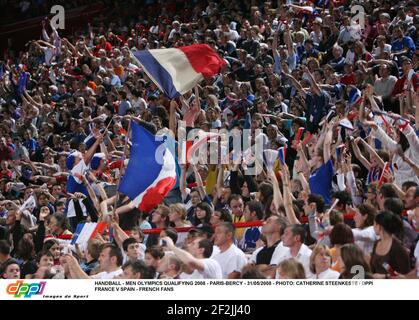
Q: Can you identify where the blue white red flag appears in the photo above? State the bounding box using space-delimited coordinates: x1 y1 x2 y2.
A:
118 122 177 212
132 44 226 99
278 147 287 166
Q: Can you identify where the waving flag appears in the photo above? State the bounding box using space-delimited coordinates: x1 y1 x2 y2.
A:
119 122 176 212
66 152 88 194
348 87 362 109
71 222 107 248
132 44 226 99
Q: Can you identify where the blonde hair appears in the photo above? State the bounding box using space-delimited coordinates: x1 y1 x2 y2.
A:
278 258 306 279
169 203 187 221
309 244 332 274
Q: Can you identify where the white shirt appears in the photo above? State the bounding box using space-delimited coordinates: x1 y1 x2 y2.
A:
373 44 392 57
308 268 340 279
91 268 123 279
212 244 247 278
273 244 313 276
352 226 378 255
179 258 223 279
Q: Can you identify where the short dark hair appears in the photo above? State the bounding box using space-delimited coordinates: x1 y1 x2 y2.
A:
0 240 11 255
122 237 138 252
379 184 397 199
401 181 418 191
217 208 233 223
122 260 153 279
384 197 404 217
246 201 264 220
375 210 403 235
308 194 325 213
357 203 376 228
197 238 213 258
145 246 164 259
36 250 54 263
101 244 123 267
330 223 354 246
1 259 20 275
290 224 306 243
332 191 352 207
228 194 243 205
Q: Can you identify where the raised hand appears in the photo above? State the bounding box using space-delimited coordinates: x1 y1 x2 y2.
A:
39 206 50 221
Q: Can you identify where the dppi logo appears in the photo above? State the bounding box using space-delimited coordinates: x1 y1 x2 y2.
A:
6 281 46 298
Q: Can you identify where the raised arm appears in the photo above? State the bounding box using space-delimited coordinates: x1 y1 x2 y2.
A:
358 138 385 169
323 120 335 164
267 169 283 212
350 138 372 170
283 72 307 98
83 131 103 165
282 165 300 225
301 65 321 96
164 236 205 270
191 164 206 200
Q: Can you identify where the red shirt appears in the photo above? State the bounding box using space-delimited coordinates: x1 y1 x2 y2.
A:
392 72 419 96
0 170 12 179
0 145 13 161
340 73 356 86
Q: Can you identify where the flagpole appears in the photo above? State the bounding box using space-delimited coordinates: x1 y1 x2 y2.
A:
110 119 132 219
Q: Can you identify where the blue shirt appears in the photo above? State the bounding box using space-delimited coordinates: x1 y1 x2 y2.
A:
391 36 416 58
309 159 334 205
242 227 261 251
305 91 329 132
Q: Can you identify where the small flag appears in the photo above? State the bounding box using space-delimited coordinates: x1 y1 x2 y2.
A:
278 147 287 165
348 87 362 109
292 127 305 149
378 162 391 186
71 222 107 249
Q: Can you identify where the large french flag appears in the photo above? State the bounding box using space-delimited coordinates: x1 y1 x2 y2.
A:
132 44 226 99
118 122 177 212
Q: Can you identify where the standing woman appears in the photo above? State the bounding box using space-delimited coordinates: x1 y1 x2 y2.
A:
307 119 335 205
370 211 411 278
352 204 378 255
